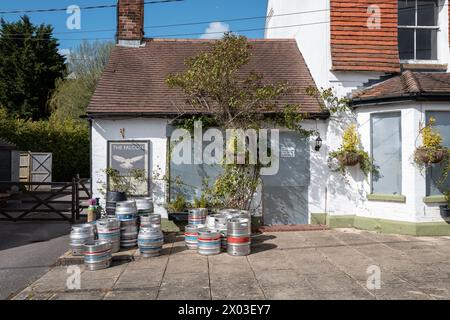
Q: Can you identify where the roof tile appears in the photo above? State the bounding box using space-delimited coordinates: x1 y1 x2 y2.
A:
87 38 324 116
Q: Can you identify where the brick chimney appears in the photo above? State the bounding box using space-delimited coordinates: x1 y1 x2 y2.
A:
116 0 144 47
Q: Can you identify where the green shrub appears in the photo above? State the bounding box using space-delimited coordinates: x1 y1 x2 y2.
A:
0 117 89 181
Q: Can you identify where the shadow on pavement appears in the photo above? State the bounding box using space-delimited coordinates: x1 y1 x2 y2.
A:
0 220 71 251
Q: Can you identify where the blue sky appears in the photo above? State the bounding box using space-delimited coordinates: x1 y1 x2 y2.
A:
0 0 269 54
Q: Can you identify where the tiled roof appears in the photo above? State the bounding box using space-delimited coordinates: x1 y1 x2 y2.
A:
352 71 450 104
0 138 16 149
330 0 400 73
87 38 325 117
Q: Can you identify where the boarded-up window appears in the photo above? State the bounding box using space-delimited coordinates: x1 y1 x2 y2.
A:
371 112 402 195
426 111 450 196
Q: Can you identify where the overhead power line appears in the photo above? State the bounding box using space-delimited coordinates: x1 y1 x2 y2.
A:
1 8 331 36
0 0 183 15
1 1 446 37
2 20 331 41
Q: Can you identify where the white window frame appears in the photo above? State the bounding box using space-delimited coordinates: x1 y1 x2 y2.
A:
398 0 440 63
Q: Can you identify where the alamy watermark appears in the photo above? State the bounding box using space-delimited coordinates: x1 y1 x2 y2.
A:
66 5 81 30
66 265 81 290
367 5 381 29
171 121 281 176
366 265 381 290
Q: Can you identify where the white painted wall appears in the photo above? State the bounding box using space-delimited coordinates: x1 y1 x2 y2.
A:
266 0 450 225
91 117 331 222
91 118 169 218
265 0 386 97
356 102 450 223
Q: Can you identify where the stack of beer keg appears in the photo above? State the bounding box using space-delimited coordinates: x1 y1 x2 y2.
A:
188 208 208 225
138 225 164 257
96 218 121 253
83 240 112 271
184 224 202 250
69 224 95 256
227 218 251 256
115 200 139 249
197 228 221 256
136 197 154 225
184 209 252 256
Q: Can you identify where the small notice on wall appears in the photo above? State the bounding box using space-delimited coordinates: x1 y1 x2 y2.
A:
108 141 150 196
280 146 296 158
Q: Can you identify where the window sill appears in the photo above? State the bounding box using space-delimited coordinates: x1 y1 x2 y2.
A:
401 62 447 71
367 194 406 203
423 195 446 204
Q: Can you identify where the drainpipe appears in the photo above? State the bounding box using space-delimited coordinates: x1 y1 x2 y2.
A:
89 117 93 198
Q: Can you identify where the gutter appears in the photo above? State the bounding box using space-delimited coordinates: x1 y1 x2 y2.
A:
351 93 450 108
85 111 331 120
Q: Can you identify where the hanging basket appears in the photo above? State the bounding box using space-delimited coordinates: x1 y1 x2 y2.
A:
414 147 447 165
337 151 361 166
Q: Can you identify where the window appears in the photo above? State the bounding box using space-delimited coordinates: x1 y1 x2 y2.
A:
371 112 402 195
426 111 450 196
398 0 439 61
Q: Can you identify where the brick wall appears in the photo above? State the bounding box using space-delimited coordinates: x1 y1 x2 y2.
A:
330 0 400 73
117 0 144 41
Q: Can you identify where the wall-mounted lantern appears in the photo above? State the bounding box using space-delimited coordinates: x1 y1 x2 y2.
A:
315 136 323 152
314 118 322 152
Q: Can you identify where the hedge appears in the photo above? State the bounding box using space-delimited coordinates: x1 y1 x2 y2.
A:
0 117 89 181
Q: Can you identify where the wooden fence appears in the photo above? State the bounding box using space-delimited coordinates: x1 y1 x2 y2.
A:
0 176 91 223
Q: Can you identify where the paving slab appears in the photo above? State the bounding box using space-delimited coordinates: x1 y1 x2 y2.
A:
104 288 159 300
12 229 450 300
13 289 54 300
157 272 210 300
306 272 365 293
208 254 254 277
125 255 169 270
31 266 75 293
114 265 164 289
210 276 264 300
49 291 106 300
247 249 294 272
165 252 208 274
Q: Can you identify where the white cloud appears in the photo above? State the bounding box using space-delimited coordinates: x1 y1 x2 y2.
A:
58 48 71 58
200 22 230 40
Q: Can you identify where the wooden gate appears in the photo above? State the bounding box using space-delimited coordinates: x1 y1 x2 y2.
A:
0 176 91 223
20 152 52 191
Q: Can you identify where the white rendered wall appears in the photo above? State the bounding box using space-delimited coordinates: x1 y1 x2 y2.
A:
265 0 386 97
91 118 169 218
266 0 450 224
91 117 330 222
356 102 450 224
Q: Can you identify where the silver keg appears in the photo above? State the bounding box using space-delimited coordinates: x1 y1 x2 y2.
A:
70 224 95 256
205 214 217 230
140 214 161 229
138 226 164 258
83 240 112 271
135 198 154 216
184 224 203 250
188 208 208 225
120 218 138 248
227 218 251 256
197 228 221 256
115 200 137 221
96 218 121 253
214 214 228 231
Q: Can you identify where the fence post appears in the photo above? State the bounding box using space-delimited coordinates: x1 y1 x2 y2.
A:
75 176 80 221
71 178 76 223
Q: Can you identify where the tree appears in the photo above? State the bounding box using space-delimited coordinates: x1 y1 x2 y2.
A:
166 34 307 210
0 16 66 120
49 41 114 123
